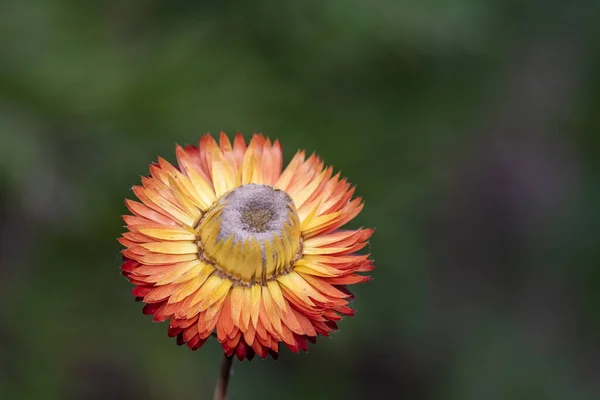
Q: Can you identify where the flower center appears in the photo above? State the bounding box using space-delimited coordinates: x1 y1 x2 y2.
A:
197 184 301 285
241 207 274 232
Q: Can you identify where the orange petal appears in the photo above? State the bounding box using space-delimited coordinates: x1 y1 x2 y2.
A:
275 151 305 190
232 133 247 168
230 286 245 328
125 199 174 226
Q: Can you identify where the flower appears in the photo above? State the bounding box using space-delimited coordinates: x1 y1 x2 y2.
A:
119 132 374 360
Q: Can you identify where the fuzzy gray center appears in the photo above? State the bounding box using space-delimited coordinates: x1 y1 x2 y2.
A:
218 184 295 244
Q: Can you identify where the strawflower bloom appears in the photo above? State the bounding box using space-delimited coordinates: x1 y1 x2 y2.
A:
119 133 374 363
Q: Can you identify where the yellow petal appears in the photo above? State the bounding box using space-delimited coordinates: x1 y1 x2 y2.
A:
138 253 198 265
230 286 245 327
195 275 232 311
204 293 227 322
299 200 322 230
241 147 256 184
144 189 195 227
185 167 217 209
263 239 276 279
289 167 327 208
211 159 236 198
167 175 202 221
143 260 202 285
136 226 196 241
172 261 214 284
277 271 328 304
275 151 305 190
168 274 206 303
302 246 351 255
141 241 198 255
301 210 343 234
293 262 343 277
240 287 252 330
262 287 283 335
267 280 287 311
250 284 261 327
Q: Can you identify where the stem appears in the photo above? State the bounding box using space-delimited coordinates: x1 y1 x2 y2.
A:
213 354 233 400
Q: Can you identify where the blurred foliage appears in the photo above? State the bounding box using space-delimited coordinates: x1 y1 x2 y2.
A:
1 1 600 399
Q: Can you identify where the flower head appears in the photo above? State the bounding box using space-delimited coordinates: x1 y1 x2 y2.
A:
120 133 374 360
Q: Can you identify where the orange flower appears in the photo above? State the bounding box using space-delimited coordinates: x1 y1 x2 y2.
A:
120 133 374 360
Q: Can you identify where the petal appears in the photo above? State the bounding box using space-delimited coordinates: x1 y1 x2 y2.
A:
125 199 175 226
175 145 217 209
140 241 198 255
137 253 199 265
135 225 196 241
277 272 329 304
275 151 305 190
267 281 287 311
230 285 245 328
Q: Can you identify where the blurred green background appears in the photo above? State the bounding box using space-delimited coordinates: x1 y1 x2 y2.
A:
2 1 600 399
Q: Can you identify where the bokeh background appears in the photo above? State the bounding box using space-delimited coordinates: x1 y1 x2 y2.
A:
1 1 600 399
